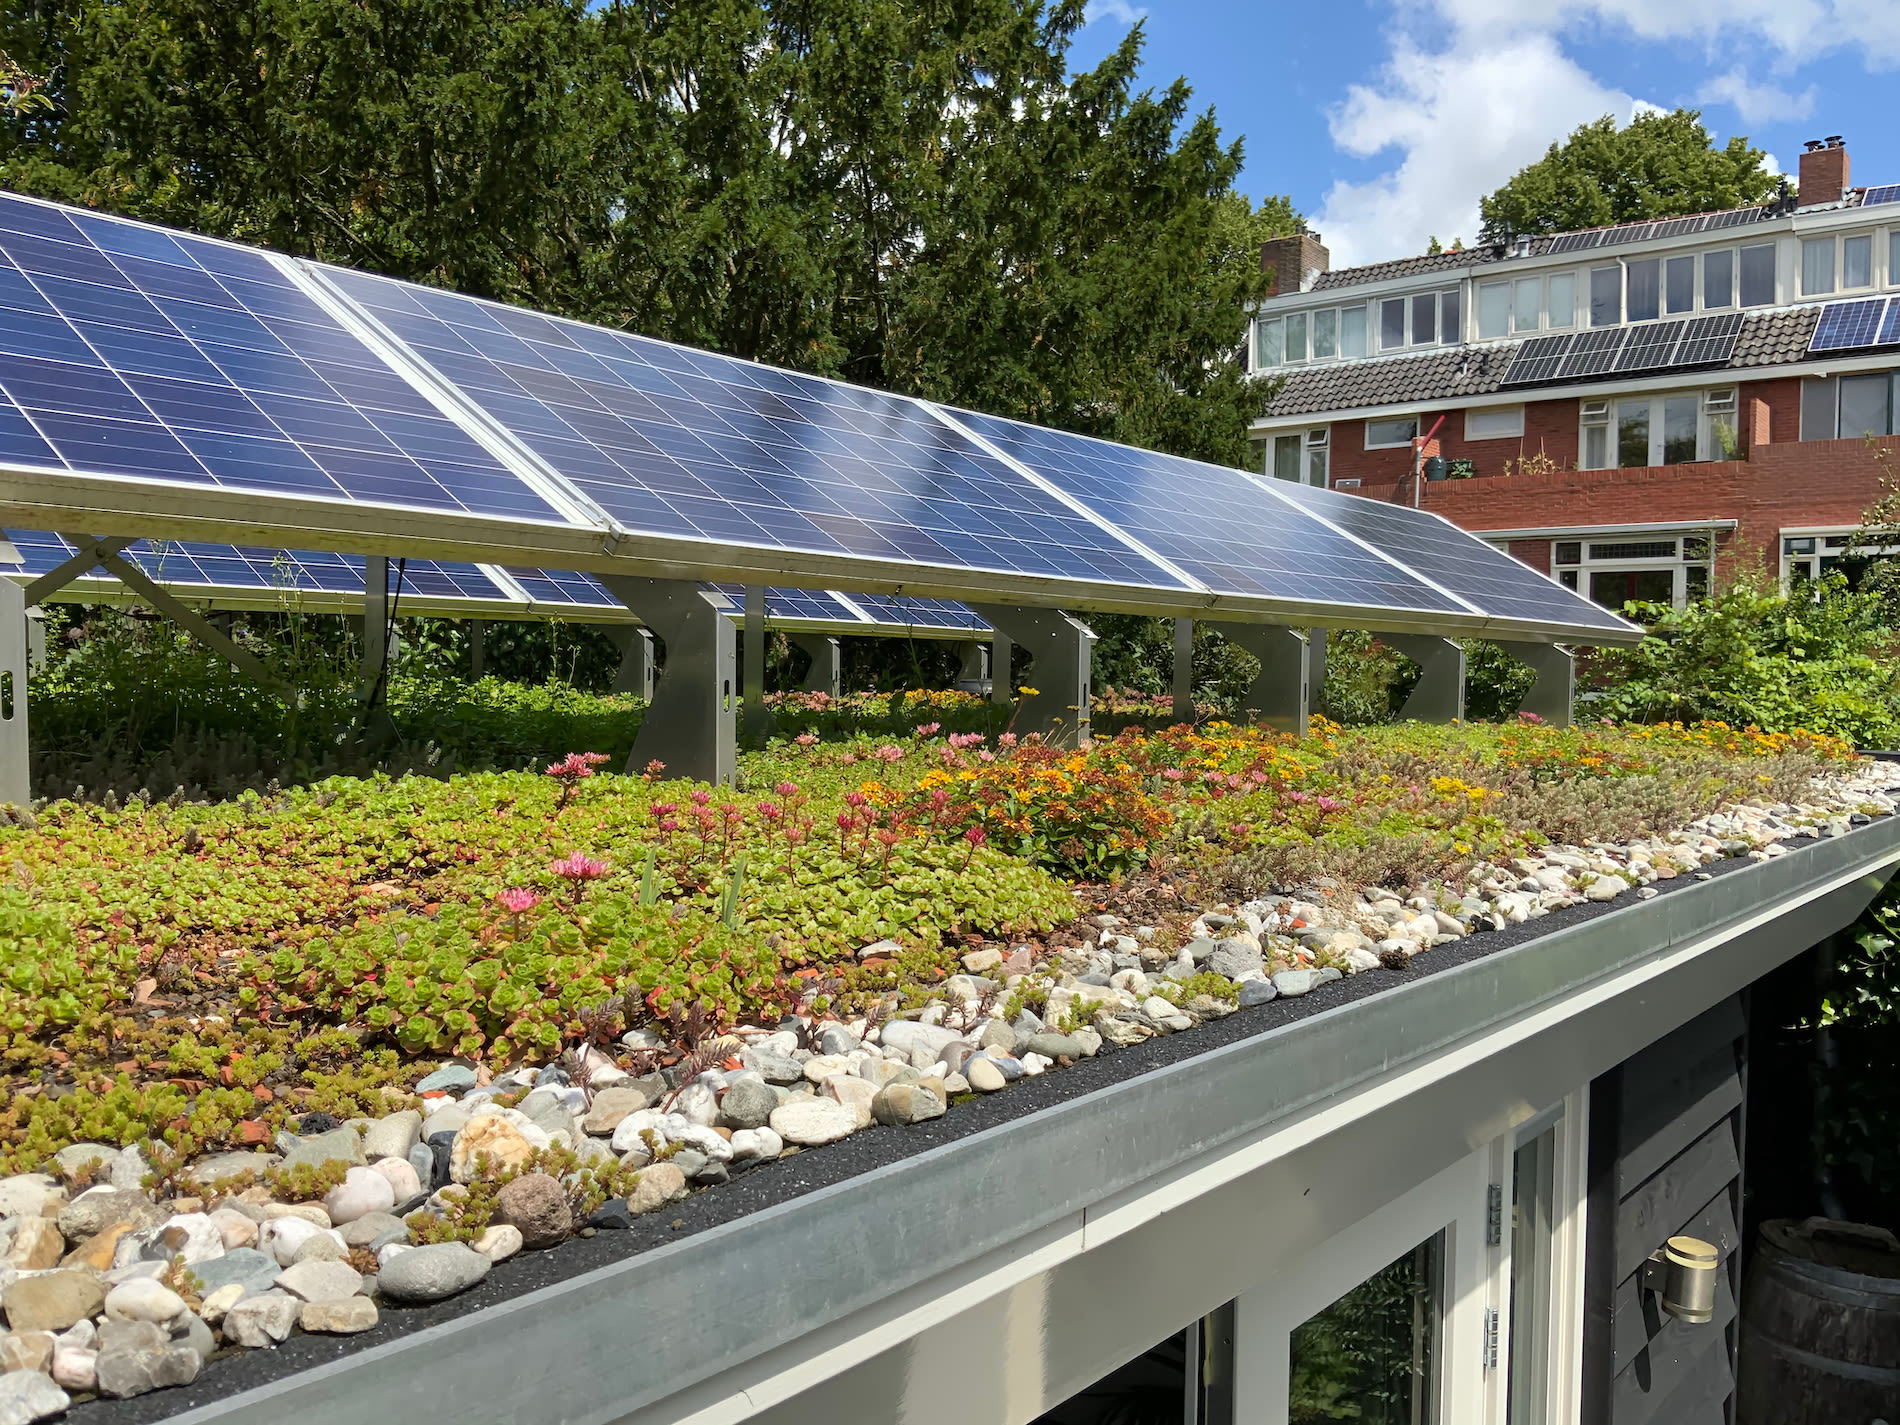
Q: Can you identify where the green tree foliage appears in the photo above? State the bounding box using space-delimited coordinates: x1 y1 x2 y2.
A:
1478 109 1778 246
0 0 1291 466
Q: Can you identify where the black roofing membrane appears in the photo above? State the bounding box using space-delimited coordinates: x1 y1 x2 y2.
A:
69 802 1899 1422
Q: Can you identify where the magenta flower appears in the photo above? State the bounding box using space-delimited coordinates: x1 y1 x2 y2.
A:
997 733 1018 748
497 887 541 914
873 744 905 763
963 826 987 847
690 789 712 807
550 852 609 898
774 780 799 797
916 722 942 737
795 732 819 746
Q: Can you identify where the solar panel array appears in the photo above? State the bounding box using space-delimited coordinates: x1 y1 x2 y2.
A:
1498 335 1572 387
1809 297 1899 352
1502 313 1744 388
0 190 1639 643
1615 319 1686 372
1543 206 1768 255
1862 185 1900 208
1671 313 1746 366
1559 328 1628 380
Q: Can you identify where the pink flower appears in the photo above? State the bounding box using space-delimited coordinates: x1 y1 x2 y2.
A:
873 744 904 763
690 789 712 807
1317 796 1346 813
997 733 1018 748
658 818 679 833
550 851 609 883
758 801 783 820
844 791 868 809
497 888 541 914
916 722 941 737
775 781 798 797
795 732 819 746
1161 768 1186 782
977 750 996 762
1518 711 1546 724
948 732 985 749
651 802 677 817
962 826 987 847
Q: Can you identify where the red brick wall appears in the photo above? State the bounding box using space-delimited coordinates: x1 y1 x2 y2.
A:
1744 378 1800 446
1327 398 1584 497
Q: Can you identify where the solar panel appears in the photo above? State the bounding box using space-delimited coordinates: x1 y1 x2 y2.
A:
1809 298 1892 352
1706 207 1768 230
1597 222 1656 249
1273 486 1637 633
843 592 991 632
320 268 1187 595
1615 319 1687 372
707 583 861 625
0 193 558 523
1 528 107 579
1880 302 1900 348
1501 334 1575 386
1548 231 1602 255
1650 217 1704 240
1671 312 1745 366
1557 328 1629 379
944 409 1466 614
502 566 623 609
1863 185 1900 207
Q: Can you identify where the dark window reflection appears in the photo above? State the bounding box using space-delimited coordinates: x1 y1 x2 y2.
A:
1033 1304 1234 1425
1289 1235 1442 1424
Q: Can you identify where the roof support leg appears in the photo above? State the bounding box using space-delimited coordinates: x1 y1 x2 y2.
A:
1384 634 1466 723
1494 641 1575 727
742 585 778 742
954 639 989 694
600 576 734 786
611 627 656 700
468 620 484 681
967 605 1095 746
1207 624 1313 734
0 579 28 808
1172 618 1194 726
362 555 388 695
989 631 1013 706
1308 628 1328 717
789 633 842 697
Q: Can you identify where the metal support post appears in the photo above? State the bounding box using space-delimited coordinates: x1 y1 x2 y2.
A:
967 605 1095 746
611 627 657 700
954 639 990 694
468 620 484 681
1308 628 1328 716
989 631 1013 706
24 609 44 673
1383 634 1466 723
0 580 28 807
1493 641 1575 726
1172 617 1195 725
742 585 777 741
1206 624 1312 734
600 577 735 785
362 555 388 693
789 633 842 697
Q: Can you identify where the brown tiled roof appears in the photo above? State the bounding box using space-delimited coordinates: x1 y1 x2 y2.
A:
1259 306 1825 419
1309 247 1504 292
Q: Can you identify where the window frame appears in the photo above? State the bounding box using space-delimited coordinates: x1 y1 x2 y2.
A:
1578 388 1737 470
1365 415 1422 451
1466 406 1526 441
1550 533 1715 609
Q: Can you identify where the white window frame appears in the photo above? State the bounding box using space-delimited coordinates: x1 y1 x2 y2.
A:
1253 303 1375 371
1802 236 1837 297
1551 532 1715 609
1366 415 1421 450
1466 405 1526 441
1577 388 1739 470
1780 525 1900 588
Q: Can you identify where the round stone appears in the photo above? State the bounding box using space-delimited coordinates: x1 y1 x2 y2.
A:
325 1164 398 1225
377 1241 491 1304
102 1277 187 1325
966 1057 1008 1093
492 1173 572 1250
769 1097 861 1146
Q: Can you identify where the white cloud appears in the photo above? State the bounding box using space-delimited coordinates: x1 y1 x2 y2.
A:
1696 69 1815 124
1083 0 1147 26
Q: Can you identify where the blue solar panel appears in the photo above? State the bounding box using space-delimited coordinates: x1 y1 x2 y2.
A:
945 409 1465 613
1863 185 1900 207
1 528 101 579
1273 485 1636 633
0 193 558 522
503 567 623 609
1809 297 1892 352
843 593 990 632
323 268 1189 592
1880 302 1900 348
707 584 861 624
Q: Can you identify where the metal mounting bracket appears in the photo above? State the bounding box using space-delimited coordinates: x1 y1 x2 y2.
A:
1172 617 1194 725
611 627 657 701
1383 634 1466 723
600 576 734 785
967 604 1095 746
1493 641 1575 727
789 633 842 698
0 580 27 807
1207 623 1314 734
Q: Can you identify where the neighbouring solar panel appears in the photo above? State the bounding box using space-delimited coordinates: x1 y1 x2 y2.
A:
325 268 1188 594
1671 312 1745 366
1274 485 1637 633
1548 231 1602 255
0 193 557 522
844 593 990 632
1616 319 1686 372
1863 185 1900 207
1557 328 1628 379
708 583 859 624
383 557 508 602
1 528 103 578
1880 302 1900 347
1597 222 1656 248
1500 334 1575 386
1650 217 1705 240
1809 297 1892 351
504 566 622 608
1707 207 1768 229
946 408 1466 614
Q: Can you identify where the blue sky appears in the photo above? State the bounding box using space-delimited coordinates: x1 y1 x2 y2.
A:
1067 0 1900 268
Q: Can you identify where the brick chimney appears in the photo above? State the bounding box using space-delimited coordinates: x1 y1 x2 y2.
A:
1261 229 1330 296
1798 136 1849 208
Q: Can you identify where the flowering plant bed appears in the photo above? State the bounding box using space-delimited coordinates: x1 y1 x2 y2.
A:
0 715 1888 1417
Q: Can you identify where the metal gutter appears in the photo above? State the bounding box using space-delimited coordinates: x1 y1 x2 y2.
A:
158 813 1900 1425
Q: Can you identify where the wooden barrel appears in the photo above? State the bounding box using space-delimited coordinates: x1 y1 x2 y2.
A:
1737 1217 1900 1423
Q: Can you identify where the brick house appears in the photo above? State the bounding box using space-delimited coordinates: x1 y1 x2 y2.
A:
1249 137 1900 609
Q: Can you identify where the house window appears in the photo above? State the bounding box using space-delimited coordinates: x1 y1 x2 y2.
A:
1313 309 1338 360
1412 291 1438 346
1891 231 1900 289
1590 267 1621 326
1803 374 1900 440
1802 237 1836 296
1466 406 1526 440
1289 1236 1443 1425
1580 400 1609 469
1479 282 1510 339
1508 1125 1559 1425
1341 307 1368 359
1381 298 1407 351
1273 432 1301 481
1272 429 1331 484
1626 258 1661 322
1305 428 1330 486
1705 388 1741 460
1551 533 1714 610
1548 273 1576 328
1783 529 1900 589
1366 416 1420 450
1588 391 1734 469
1286 311 1309 363
1845 234 1874 290
1703 250 1734 308
1253 305 1372 369
1254 317 1283 369
1739 243 1776 306
1513 277 1541 333
1440 289 1461 343
1665 256 1696 314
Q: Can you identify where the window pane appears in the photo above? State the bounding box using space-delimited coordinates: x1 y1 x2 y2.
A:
1665 256 1696 314
1663 395 1699 464
1554 542 1582 565
1478 283 1510 339
1626 259 1661 322
1286 311 1308 363
1686 564 1709 601
1341 306 1368 358
1507 1128 1559 1425
1382 298 1407 350
1703 250 1734 308
1583 424 1608 469
1740 244 1776 306
1289 1236 1441 1425
1840 373 1891 437
1308 446 1330 487
1440 289 1461 343
1412 292 1437 345
1255 317 1283 368
1617 401 1651 467
1512 277 1541 332
1273 433 1301 481
1548 273 1575 328
1590 267 1621 326
1802 237 1836 296
1844 235 1873 289
1367 417 1419 448
1313 309 1339 359
1591 568 1675 610
1705 405 1741 460
1892 233 1900 289
1802 376 1839 440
